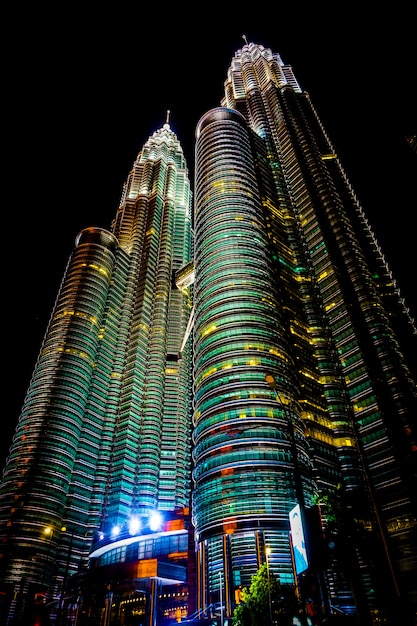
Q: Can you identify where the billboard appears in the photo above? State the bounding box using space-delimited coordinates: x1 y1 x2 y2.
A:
289 504 309 575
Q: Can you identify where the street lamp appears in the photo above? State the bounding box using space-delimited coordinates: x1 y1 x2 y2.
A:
41 525 54 587
57 526 74 626
219 570 224 626
265 373 330 620
266 546 273 626
265 373 307 617
265 374 305 507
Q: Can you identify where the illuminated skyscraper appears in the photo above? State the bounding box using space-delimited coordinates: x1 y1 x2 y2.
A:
1 39 416 626
0 121 193 624
192 43 417 625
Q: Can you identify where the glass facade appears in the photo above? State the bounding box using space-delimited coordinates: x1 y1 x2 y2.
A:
0 123 193 624
0 40 416 626
193 105 316 600
192 44 417 625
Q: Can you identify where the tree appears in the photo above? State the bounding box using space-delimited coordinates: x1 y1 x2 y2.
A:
232 562 300 626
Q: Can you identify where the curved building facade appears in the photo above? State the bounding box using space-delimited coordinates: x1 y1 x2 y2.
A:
0 122 193 626
193 107 316 607
0 39 416 626
192 42 417 626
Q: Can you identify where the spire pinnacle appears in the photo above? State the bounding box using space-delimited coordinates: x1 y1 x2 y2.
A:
242 34 248 45
166 110 171 125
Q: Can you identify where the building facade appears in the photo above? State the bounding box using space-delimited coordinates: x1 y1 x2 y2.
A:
192 43 417 626
0 40 416 626
0 121 193 625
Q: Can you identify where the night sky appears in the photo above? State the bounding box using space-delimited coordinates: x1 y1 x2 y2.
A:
3 6 416 470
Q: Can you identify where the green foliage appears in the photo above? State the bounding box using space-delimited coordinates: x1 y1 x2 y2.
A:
232 563 300 626
312 486 343 524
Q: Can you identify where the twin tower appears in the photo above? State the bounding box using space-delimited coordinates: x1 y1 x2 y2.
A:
1 42 416 625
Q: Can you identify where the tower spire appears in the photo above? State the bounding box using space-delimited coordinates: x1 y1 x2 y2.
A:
166 109 170 125
242 34 248 45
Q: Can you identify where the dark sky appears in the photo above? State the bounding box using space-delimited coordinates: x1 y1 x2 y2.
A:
3 7 416 470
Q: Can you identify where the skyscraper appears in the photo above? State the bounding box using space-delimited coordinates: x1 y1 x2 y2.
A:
1 39 416 626
0 120 193 625
191 42 416 625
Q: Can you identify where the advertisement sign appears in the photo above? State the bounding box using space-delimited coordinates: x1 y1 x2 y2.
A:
289 504 309 575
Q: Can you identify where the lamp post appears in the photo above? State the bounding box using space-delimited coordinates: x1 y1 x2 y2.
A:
265 373 330 621
265 374 305 508
266 546 273 626
219 570 224 626
57 526 74 626
41 525 54 587
265 374 307 618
